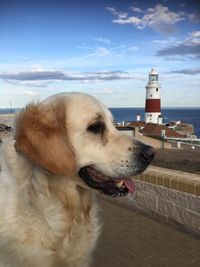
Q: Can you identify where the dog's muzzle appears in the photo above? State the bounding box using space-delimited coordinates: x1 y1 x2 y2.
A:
78 144 156 197
79 166 133 197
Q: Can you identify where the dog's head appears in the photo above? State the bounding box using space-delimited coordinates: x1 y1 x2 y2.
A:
15 92 155 197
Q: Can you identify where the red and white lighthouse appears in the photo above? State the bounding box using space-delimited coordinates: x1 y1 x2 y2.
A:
145 68 161 124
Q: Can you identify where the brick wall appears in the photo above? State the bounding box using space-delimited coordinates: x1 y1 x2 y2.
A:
111 166 200 233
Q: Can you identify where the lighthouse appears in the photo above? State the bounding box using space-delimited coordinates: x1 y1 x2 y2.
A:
145 68 162 124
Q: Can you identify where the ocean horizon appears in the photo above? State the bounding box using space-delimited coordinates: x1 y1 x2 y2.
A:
0 107 200 138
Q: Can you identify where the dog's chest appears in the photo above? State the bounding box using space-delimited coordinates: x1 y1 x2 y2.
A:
37 200 100 266
0 199 100 267
11 209 99 267
54 218 100 265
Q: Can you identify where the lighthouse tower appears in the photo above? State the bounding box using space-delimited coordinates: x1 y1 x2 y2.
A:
145 68 161 124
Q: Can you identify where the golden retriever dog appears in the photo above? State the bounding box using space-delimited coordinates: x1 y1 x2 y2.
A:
0 92 155 267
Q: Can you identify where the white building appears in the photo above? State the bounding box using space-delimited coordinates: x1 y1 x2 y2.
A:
145 68 162 124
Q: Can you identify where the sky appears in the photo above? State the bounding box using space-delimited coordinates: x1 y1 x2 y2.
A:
0 0 199 108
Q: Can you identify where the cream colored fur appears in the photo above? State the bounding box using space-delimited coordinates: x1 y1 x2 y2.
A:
0 92 146 267
0 139 100 267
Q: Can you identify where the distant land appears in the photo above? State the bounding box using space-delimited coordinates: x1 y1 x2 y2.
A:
0 107 200 138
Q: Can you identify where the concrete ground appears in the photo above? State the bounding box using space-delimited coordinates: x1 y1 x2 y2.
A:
93 199 200 267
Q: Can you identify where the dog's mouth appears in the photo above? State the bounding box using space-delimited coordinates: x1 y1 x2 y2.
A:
79 166 135 197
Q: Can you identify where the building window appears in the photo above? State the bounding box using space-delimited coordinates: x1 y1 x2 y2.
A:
150 94 152 97
150 75 158 82
156 88 158 92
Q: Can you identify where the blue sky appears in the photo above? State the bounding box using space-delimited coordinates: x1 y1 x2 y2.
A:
0 0 199 107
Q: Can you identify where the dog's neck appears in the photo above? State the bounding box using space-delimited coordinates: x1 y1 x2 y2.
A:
34 168 94 221
3 139 94 223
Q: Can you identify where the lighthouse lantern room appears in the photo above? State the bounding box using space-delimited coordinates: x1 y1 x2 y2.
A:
145 68 161 124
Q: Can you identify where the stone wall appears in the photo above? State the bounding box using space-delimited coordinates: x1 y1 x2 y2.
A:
111 166 200 234
0 114 15 128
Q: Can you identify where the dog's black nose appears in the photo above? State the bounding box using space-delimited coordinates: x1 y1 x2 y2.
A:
139 145 156 164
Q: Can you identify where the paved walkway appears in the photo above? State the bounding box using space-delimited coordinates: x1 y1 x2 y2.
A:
93 199 200 267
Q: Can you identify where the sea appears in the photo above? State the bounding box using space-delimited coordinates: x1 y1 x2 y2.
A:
0 108 200 138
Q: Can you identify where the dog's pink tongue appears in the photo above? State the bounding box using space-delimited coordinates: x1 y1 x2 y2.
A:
123 179 135 193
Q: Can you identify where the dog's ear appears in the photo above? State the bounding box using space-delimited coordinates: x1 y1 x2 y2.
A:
14 100 76 176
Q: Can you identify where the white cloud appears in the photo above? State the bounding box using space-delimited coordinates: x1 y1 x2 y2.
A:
170 67 200 75
152 39 171 45
105 6 118 15
95 37 111 45
76 45 92 50
21 90 39 96
130 7 143 13
186 31 200 45
107 4 185 34
95 47 111 57
148 5 183 27
105 6 128 19
152 37 177 45
96 88 114 94
74 43 139 60
30 65 47 72
113 16 141 26
190 31 200 38
0 69 139 82
156 31 200 58
5 80 50 88
126 46 138 53
187 12 200 23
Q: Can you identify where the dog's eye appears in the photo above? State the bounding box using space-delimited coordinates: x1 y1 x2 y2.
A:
87 122 105 134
